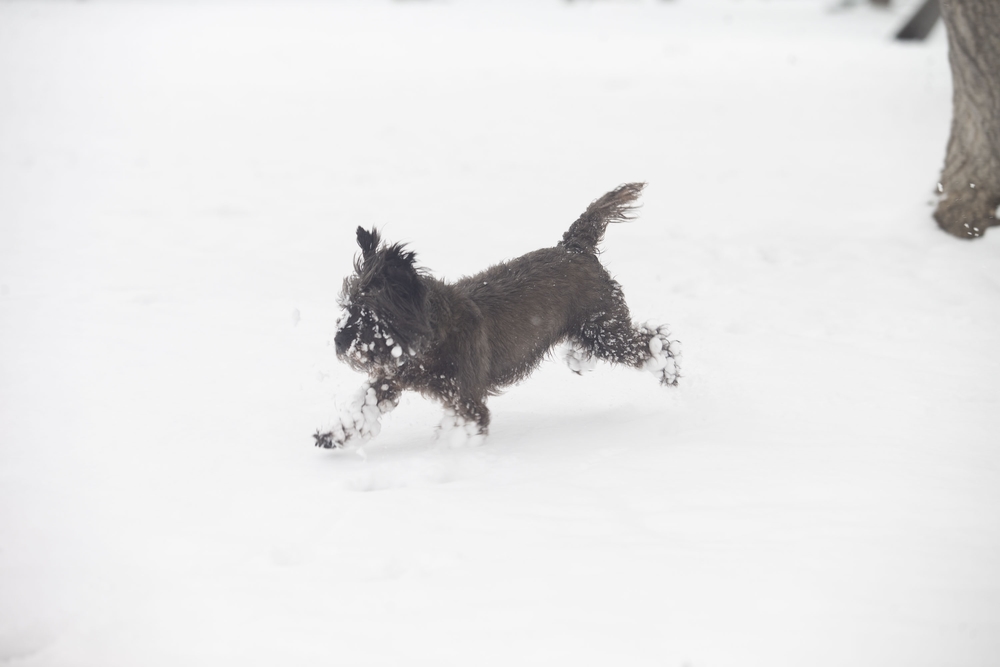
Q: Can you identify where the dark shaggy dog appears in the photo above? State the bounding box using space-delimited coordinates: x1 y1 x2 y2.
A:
314 183 680 448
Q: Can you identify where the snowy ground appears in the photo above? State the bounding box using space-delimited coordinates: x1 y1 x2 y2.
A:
2 0 999 665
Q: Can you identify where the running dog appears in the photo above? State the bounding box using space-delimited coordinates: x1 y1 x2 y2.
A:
314 183 680 448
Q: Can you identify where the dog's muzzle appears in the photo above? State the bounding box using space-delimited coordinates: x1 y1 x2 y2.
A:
333 307 356 355
334 327 353 355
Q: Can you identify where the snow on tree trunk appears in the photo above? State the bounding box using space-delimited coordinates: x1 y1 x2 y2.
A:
934 0 1000 239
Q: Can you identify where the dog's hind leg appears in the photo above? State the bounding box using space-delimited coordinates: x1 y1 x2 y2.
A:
562 338 599 375
574 317 681 387
571 283 681 386
314 376 401 449
636 321 681 387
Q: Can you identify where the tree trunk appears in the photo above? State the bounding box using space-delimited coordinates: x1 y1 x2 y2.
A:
934 0 1000 239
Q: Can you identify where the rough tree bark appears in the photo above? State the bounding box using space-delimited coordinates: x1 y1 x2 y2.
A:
934 0 1000 239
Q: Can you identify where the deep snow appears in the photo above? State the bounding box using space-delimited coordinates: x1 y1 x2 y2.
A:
1 1 999 665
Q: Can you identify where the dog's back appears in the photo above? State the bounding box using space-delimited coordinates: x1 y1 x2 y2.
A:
447 183 644 388
455 248 612 387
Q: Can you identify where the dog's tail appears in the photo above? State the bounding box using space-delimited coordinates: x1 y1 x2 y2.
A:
560 182 645 254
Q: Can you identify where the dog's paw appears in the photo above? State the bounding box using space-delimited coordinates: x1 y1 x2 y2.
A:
313 417 361 449
313 429 344 449
315 385 386 449
562 340 598 375
437 409 487 448
640 322 681 387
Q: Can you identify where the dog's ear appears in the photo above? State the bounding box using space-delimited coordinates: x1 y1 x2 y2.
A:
356 226 380 260
382 246 422 296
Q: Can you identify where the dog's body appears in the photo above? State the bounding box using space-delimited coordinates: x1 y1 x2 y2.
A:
315 183 680 448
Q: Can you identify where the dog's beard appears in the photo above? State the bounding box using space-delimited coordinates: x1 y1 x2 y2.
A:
335 303 409 374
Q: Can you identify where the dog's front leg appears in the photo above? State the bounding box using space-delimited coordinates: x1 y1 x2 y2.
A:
437 394 490 447
314 377 401 449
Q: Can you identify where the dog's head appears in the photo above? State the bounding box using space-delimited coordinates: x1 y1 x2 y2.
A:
334 226 431 373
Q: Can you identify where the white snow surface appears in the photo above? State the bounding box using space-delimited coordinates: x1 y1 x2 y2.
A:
2 1 999 665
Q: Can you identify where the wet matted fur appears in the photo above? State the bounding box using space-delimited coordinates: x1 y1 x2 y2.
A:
315 182 680 448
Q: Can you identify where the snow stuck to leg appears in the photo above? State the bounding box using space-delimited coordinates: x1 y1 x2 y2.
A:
437 409 486 448
315 382 392 449
562 339 598 375
640 321 681 387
